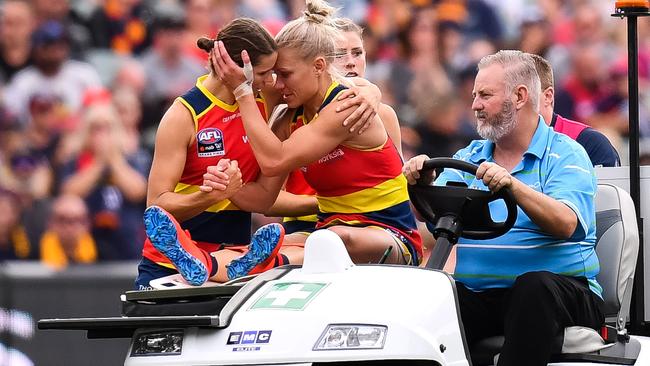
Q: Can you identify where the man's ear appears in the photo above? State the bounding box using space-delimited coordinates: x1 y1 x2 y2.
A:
313 57 326 76
514 84 529 110
543 86 555 108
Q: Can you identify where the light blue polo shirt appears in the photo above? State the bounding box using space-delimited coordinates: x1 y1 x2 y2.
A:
434 117 601 297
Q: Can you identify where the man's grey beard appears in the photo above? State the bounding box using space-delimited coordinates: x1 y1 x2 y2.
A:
476 100 517 142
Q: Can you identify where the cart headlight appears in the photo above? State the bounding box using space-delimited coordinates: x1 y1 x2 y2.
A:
131 330 183 356
314 324 387 350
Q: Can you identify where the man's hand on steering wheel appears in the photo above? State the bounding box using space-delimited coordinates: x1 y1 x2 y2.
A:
476 161 514 193
403 154 435 185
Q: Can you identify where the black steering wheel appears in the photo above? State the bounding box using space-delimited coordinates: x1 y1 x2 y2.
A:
407 158 518 241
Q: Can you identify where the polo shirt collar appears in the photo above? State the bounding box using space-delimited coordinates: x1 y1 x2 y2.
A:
468 140 494 164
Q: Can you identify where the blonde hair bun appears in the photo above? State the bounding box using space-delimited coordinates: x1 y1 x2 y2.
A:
303 0 336 24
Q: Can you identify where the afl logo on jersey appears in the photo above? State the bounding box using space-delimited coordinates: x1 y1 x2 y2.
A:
197 128 225 157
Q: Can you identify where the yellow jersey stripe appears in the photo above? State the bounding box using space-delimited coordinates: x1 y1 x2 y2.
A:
317 174 409 214
195 75 239 112
283 214 318 223
174 182 240 212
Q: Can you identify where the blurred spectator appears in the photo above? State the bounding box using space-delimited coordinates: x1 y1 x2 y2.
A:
0 101 56 250
589 56 650 151
6 148 52 203
413 92 473 158
483 0 526 41
182 0 218 64
438 20 464 72
0 107 23 185
1 129 53 247
517 8 552 56
531 53 621 167
32 0 71 22
391 7 452 125
436 0 504 43
454 63 482 137
112 57 147 95
0 189 32 260
87 0 154 55
139 11 205 131
0 98 54 206
546 1 613 83
538 0 565 28
0 0 35 83
60 103 149 260
25 93 67 166
3 20 102 123
40 194 97 269
31 0 92 58
239 0 285 24
330 0 370 23
213 0 238 28
557 1 607 46
562 42 611 122
112 86 149 153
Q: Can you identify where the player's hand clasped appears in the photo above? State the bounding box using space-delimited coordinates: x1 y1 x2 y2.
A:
200 159 243 200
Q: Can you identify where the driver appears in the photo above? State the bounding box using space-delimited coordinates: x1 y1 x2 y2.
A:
403 50 603 366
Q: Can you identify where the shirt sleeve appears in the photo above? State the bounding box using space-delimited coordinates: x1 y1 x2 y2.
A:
542 138 597 241
575 128 621 167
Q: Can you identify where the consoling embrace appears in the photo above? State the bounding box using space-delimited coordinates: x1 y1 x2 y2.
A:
138 0 421 292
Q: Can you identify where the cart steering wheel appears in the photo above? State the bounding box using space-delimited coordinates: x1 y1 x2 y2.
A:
408 158 518 241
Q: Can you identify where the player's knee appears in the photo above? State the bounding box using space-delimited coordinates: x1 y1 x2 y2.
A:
326 226 351 244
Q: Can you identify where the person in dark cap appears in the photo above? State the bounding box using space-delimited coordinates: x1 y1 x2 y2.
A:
3 21 102 122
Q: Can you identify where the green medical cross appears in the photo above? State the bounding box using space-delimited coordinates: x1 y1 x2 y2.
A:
250 282 328 310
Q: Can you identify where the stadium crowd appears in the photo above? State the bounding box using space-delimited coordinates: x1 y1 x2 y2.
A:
0 0 647 265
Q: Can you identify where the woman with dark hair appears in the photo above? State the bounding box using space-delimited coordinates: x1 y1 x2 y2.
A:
136 18 288 289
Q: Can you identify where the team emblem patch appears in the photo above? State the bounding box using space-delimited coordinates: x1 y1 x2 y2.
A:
197 128 225 157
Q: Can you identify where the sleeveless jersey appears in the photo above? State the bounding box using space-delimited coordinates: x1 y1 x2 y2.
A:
282 105 319 232
142 75 268 266
301 82 422 260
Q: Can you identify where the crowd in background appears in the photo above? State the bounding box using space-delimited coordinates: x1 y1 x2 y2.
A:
0 0 647 267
